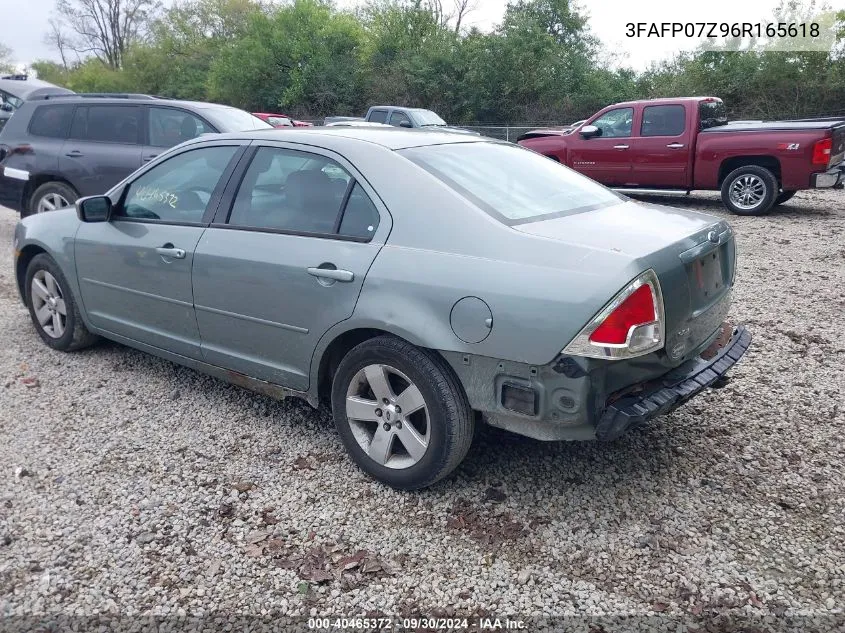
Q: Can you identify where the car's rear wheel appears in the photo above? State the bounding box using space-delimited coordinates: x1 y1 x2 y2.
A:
774 190 797 206
331 335 474 490
29 182 78 215
720 166 777 216
25 254 98 352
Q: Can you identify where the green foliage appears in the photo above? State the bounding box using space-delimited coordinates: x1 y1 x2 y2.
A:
0 42 15 73
32 0 845 123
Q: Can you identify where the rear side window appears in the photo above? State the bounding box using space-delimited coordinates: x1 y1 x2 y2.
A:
28 105 73 138
70 105 141 144
149 107 213 147
369 110 388 123
699 100 728 130
641 105 686 137
227 146 378 239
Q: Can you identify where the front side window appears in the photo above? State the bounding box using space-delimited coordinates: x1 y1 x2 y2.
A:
70 105 141 144
590 107 634 138
401 142 623 224
227 146 378 238
368 110 388 123
641 105 686 137
28 105 73 138
389 111 411 127
118 146 238 223
149 107 213 147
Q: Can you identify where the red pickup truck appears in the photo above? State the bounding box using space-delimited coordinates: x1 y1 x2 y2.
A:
517 97 845 215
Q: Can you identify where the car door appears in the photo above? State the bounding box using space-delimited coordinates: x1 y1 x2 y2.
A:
192 142 390 391
142 105 217 164
567 107 635 186
629 104 693 188
59 104 144 196
74 143 243 358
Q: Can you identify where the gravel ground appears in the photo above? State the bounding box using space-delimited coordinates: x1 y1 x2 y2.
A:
1 192 843 630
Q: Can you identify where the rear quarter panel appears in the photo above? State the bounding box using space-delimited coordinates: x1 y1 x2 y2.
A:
694 129 831 190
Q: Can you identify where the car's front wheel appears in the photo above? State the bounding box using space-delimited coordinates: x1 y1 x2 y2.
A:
720 166 778 216
331 335 474 490
29 182 78 216
25 254 98 351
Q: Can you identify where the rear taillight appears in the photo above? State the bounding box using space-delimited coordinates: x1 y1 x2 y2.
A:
812 138 832 166
563 270 665 360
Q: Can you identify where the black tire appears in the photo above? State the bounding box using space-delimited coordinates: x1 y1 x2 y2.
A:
28 182 78 216
25 254 98 352
774 190 797 206
720 165 778 216
331 335 474 490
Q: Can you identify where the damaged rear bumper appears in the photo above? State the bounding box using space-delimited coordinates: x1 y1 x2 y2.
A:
595 324 752 441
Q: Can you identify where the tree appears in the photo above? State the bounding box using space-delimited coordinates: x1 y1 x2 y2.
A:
53 0 160 69
0 42 15 74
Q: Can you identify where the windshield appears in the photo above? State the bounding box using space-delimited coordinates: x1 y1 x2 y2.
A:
201 106 273 132
0 90 24 109
413 109 447 126
401 142 624 224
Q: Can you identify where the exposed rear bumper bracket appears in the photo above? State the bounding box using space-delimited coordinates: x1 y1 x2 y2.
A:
595 324 752 441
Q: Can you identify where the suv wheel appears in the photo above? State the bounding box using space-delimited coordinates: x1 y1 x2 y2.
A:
25 254 98 351
29 182 78 215
720 166 777 216
331 335 474 490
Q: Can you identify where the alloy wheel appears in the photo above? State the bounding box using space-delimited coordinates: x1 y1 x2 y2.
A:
37 193 70 213
30 270 67 338
345 364 430 469
728 174 766 210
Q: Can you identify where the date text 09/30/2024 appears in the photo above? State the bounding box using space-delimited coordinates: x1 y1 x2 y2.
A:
307 617 526 630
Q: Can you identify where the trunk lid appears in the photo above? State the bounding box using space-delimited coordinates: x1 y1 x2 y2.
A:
514 199 735 364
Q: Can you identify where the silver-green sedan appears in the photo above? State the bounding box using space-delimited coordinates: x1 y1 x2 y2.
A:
12 128 751 489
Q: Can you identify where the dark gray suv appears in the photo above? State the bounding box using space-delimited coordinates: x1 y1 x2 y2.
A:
0 94 272 215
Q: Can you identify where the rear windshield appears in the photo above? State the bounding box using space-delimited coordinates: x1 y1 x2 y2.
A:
400 142 623 224
699 99 728 130
200 106 273 132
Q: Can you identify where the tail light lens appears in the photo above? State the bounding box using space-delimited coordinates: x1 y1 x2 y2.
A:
812 138 832 166
563 269 665 360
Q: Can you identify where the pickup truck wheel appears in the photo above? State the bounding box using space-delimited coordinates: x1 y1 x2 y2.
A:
775 190 797 205
25 254 99 351
331 335 474 490
721 166 777 216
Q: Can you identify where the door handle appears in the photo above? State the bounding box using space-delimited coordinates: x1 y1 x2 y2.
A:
155 246 186 259
666 143 685 149
613 144 629 149
65 150 83 157
307 267 354 282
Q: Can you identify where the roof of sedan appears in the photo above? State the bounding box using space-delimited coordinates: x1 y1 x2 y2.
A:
211 126 491 150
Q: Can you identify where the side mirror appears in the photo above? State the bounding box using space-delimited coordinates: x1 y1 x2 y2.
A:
0 103 13 112
580 125 600 138
75 195 112 222
399 120 413 128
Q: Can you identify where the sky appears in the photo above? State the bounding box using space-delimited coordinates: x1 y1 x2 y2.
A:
2 0 843 72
